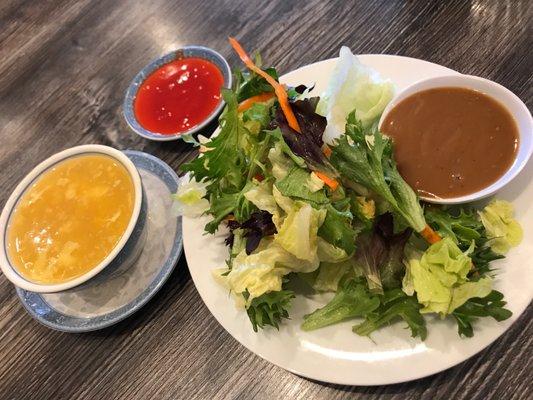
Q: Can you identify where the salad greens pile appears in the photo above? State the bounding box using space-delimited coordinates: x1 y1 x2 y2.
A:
175 43 523 339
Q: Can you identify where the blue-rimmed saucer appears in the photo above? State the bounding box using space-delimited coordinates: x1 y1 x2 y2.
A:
16 151 182 332
123 46 232 142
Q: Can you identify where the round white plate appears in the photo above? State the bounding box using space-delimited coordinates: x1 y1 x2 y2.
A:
183 55 533 385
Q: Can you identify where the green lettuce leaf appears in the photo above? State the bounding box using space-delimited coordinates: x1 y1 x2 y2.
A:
301 278 380 331
172 178 210 217
219 239 320 302
316 46 394 144
425 206 504 276
452 290 512 337
205 182 255 234
425 207 482 247
181 89 247 190
317 238 349 263
245 289 294 332
312 259 358 292
330 114 426 232
242 101 273 134
318 204 358 256
479 200 523 255
353 289 427 340
404 237 493 315
180 89 264 233
274 202 327 264
244 180 279 216
266 130 307 181
275 167 329 205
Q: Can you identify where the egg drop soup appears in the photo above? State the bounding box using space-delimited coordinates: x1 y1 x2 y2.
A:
6 154 135 284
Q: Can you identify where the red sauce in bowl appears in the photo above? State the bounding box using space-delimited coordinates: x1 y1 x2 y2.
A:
134 57 224 135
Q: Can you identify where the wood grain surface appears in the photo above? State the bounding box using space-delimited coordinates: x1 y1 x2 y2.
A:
0 1 531 399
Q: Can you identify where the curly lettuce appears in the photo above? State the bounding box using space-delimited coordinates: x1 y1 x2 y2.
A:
403 237 493 315
479 200 523 255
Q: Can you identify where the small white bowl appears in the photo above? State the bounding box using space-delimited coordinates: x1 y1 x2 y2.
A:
0 145 143 293
379 74 533 204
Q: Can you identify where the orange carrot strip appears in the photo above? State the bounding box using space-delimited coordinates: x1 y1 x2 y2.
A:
323 145 332 158
237 92 276 112
314 171 339 191
420 225 442 244
229 37 301 133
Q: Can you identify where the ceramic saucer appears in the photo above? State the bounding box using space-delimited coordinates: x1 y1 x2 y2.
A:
16 150 182 332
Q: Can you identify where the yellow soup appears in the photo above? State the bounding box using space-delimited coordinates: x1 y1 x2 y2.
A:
6 154 135 284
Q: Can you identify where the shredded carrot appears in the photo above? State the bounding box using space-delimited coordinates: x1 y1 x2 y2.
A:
237 92 276 112
322 145 332 158
420 225 442 244
314 171 339 191
229 37 301 133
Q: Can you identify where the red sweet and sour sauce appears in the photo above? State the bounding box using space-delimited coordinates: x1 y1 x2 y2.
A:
134 57 224 135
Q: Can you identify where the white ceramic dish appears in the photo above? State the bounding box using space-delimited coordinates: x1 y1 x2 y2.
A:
379 74 533 204
183 54 533 385
0 144 143 293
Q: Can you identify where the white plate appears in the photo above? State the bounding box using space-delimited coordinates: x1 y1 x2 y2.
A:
183 55 533 385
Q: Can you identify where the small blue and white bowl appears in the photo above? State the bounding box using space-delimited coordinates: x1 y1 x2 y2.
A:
123 46 232 141
0 145 147 293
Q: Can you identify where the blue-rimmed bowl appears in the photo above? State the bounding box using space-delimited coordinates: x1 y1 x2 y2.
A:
0 145 147 293
123 46 232 141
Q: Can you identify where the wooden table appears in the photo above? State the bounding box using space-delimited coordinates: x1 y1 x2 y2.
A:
0 1 531 399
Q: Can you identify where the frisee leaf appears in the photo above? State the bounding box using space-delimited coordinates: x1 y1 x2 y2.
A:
330 114 426 232
452 290 512 337
318 204 359 256
425 207 482 248
205 182 255 234
245 289 295 332
181 89 247 190
301 278 380 331
353 289 427 340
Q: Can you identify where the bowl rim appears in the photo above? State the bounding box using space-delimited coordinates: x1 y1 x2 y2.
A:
0 144 143 292
122 45 232 142
378 73 533 204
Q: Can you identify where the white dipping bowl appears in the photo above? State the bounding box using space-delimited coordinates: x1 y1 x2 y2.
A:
379 74 533 204
0 145 143 293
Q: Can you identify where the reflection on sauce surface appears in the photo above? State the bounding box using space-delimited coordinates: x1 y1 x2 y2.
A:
6 155 135 284
382 87 519 198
